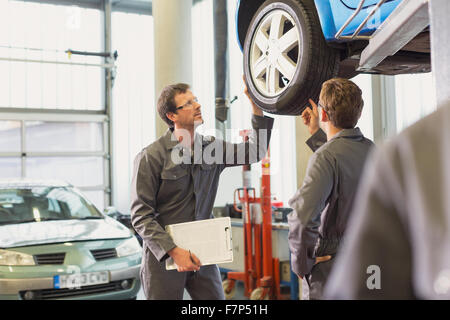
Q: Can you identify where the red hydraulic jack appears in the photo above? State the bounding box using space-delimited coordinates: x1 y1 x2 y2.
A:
223 130 286 300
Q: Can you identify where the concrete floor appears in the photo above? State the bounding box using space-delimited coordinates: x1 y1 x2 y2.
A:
136 278 307 300
136 279 247 300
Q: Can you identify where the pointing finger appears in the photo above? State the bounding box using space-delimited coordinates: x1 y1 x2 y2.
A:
309 99 318 115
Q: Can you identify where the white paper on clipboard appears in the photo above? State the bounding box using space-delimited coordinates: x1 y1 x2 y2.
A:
165 217 233 270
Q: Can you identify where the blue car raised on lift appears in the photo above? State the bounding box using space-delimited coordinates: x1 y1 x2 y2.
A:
237 0 430 115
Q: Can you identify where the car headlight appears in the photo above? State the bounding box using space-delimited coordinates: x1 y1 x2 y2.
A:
116 237 142 257
0 249 35 266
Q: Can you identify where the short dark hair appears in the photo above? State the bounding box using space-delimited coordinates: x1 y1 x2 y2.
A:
319 78 364 129
157 83 190 128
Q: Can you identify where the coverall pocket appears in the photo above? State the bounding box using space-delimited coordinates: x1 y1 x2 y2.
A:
158 166 189 201
161 166 188 180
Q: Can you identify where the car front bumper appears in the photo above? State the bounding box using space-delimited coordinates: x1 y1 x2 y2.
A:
0 265 140 300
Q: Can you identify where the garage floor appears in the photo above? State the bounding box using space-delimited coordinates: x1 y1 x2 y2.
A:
135 278 309 300
135 280 247 300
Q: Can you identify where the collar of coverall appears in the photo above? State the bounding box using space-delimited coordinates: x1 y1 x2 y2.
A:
329 127 364 141
164 128 211 151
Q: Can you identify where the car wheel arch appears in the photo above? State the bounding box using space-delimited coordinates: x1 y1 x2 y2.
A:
236 0 266 50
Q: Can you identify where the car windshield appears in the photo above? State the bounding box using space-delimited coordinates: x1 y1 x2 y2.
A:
0 186 103 225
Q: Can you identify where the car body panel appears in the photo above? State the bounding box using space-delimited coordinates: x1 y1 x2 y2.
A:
0 238 141 300
315 0 402 41
0 216 131 249
236 0 402 48
340 0 396 9
1 239 141 276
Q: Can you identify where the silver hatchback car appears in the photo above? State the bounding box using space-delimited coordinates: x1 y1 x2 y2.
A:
0 179 142 300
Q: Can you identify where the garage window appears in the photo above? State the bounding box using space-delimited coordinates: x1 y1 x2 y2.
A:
0 158 21 179
0 114 108 211
25 121 103 152
0 120 21 152
111 11 155 214
0 1 103 110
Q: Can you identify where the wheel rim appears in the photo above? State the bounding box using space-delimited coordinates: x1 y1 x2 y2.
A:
250 9 300 98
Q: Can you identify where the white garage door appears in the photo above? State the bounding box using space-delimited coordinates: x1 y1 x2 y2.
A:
0 1 109 211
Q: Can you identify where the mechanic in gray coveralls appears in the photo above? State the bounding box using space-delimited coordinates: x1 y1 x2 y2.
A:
130 83 274 299
288 78 374 299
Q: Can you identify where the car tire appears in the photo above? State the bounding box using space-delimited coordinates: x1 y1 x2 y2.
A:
243 0 340 115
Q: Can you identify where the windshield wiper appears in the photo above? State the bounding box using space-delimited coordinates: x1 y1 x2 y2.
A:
0 217 104 225
0 218 68 225
74 216 104 220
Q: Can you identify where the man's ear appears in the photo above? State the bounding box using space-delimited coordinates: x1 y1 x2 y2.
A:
166 112 176 123
320 108 328 122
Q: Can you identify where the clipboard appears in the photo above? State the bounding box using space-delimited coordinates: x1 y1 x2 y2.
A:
165 217 233 270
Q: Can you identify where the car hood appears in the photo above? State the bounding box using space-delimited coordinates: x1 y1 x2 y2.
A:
0 217 132 248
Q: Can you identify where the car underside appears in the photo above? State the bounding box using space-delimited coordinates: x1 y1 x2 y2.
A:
335 29 431 78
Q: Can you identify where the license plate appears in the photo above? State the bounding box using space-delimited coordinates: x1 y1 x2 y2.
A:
54 271 109 289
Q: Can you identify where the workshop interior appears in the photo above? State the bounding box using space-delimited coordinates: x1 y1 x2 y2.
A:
0 0 449 301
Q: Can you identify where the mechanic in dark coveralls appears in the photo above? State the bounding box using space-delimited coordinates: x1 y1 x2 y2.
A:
288 78 374 299
130 83 274 299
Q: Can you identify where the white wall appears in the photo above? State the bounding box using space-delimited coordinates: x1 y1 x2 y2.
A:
352 74 374 141
111 12 155 214
192 0 215 135
395 73 437 132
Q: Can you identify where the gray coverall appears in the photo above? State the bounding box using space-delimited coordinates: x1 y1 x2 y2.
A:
325 103 450 299
288 127 374 299
130 115 273 300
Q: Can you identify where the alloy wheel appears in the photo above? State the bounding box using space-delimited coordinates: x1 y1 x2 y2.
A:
249 9 300 97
